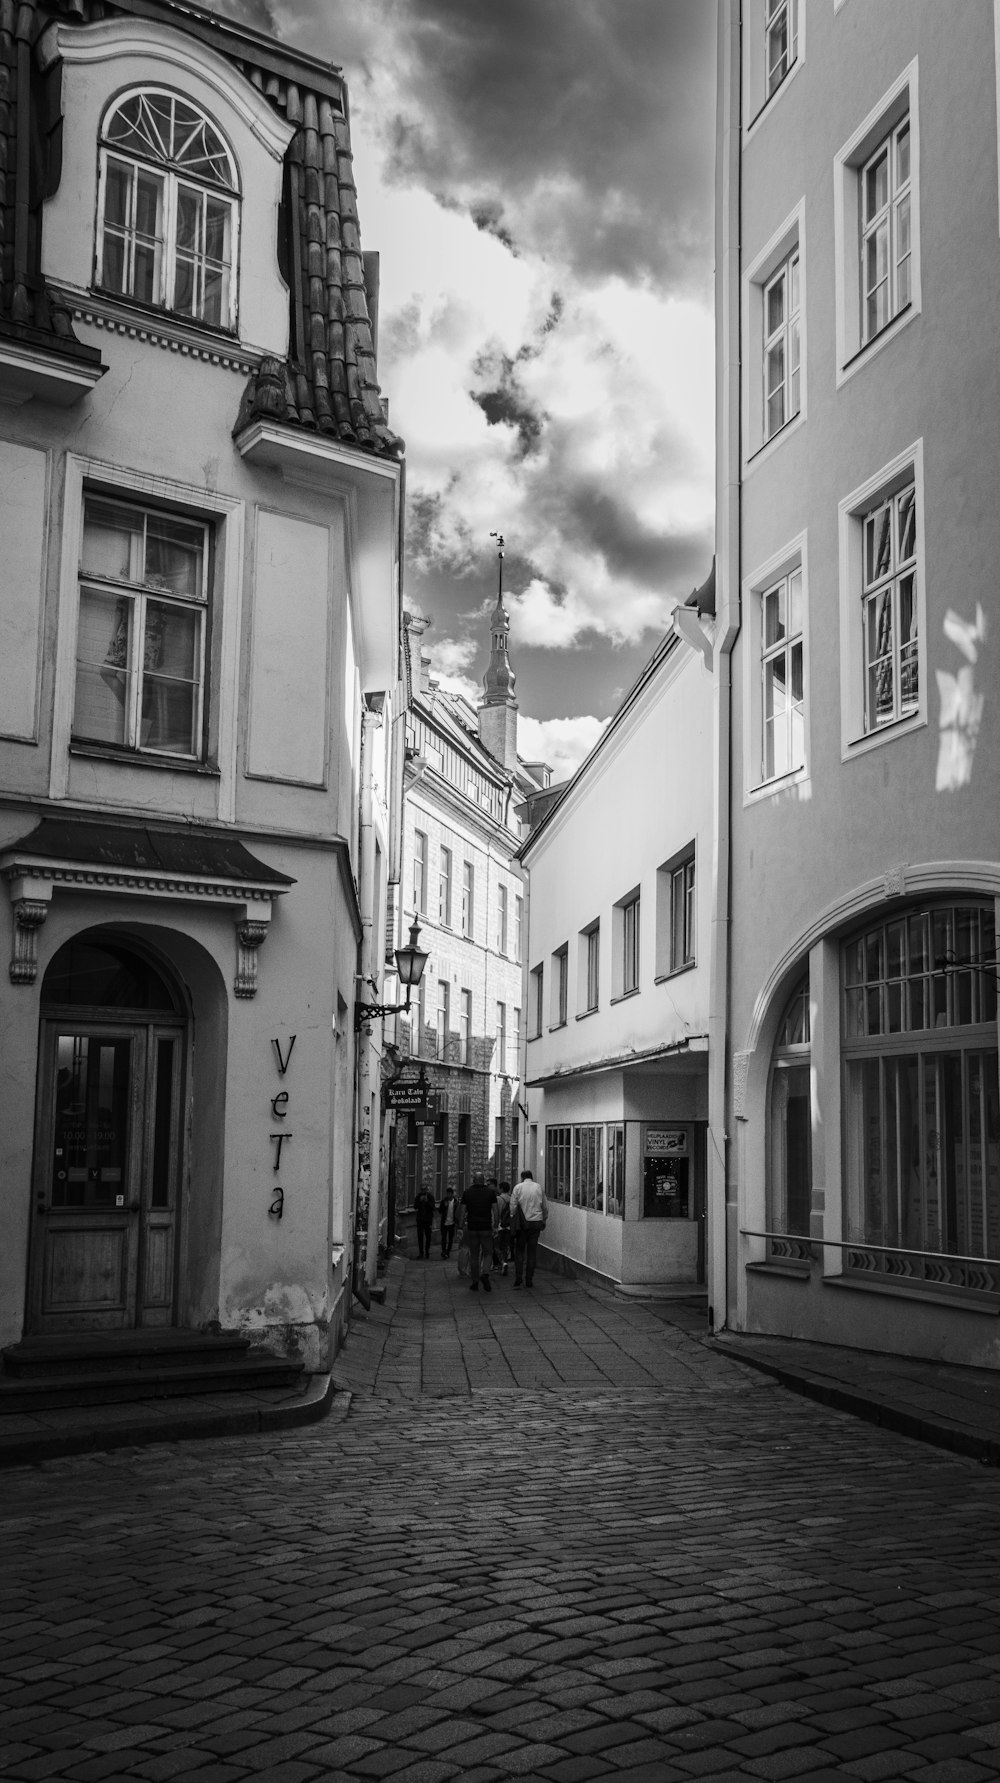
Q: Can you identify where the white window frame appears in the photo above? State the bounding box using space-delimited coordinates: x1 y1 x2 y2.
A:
73 494 209 763
743 533 810 804
413 829 428 915
578 921 599 1016
743 0 804 138
613 889 641 999
497 882 508 954
742 201 806 468
459 987 472 1066
438 845 453 927
50 456 244 816
461 860 474 938
530 964 544 1039
514 894 524 964
670 852 697 973
436 979 450 1060
96 88 241 333
551 945 568 1028
496 1001 507 1074
834 62 921 387
838 442 926 760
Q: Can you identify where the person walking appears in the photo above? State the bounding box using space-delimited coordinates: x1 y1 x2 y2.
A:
510 1168 548 1288
459 1172 498 1291
494 1181 513 1274
439 1188 458 1258
414 1185 436 1259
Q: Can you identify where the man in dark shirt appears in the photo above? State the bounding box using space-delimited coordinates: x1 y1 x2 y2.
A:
414 1186 436 1259
460 1173 498 1292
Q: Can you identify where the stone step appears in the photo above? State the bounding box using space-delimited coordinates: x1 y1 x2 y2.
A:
0 1354 306 1414
1 1329 253 1378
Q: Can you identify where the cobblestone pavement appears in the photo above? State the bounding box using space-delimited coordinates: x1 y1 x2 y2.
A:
5 1258 1000 1782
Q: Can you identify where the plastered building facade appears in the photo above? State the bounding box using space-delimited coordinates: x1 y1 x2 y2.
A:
0 0 402 1371
716 0 1000 1365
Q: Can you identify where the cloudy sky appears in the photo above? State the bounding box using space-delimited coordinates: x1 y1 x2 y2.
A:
215 0 717 780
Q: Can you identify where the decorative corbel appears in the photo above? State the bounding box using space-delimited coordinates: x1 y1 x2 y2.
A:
6 876 52 985
234 900 272 998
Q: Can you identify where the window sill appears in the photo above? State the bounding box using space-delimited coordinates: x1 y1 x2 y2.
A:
746 1259 811 1281
824 1273 1000 1316
93 285 239 345
548 1020 567 1033
745 764 808 807
837 302 918 389
842 709 926 763
744 407 805 477
655 961 695 984
744 57 803 141
610 987 641 1005
70 742 220 777
575 1007 598 1022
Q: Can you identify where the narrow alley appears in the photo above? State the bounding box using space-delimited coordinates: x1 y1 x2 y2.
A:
4 1262 1000 1781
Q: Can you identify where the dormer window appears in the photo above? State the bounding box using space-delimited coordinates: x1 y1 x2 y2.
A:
96 89 239 331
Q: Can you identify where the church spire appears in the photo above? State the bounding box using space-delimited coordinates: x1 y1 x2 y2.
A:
483 532 517 705
478 532 519 772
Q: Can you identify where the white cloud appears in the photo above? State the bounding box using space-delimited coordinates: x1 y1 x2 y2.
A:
517 714 606 784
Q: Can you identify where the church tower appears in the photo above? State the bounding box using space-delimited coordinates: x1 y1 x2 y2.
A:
477 534 519 772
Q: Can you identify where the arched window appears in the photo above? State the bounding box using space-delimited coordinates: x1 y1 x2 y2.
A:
768 971 811 1249
96 89 239 330
842 901 999 1284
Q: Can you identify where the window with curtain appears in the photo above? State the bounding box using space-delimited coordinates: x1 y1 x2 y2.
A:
74 495 208 759
843 903 1000 1275
97 89 239 330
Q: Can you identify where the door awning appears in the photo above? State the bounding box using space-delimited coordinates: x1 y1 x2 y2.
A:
1 818 295 997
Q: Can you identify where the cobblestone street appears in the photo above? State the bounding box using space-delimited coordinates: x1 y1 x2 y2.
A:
5 1260 1000 1781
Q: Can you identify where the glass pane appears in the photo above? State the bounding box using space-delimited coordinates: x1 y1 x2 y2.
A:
151 1038 176 1209
845 1057 882 1243
766 274 785 336
790 640 803 703
176 186 201 254
896 122 910 186
141 677 197 754
887 920 904 980
897 487 916 562
52 1037 131 1211
144 600 199 679
204 198 230 261
104 158 131 228
764 585 785 648
865 502 893 586
44 939 178 1010
173 254 197 318
74 591 130 744
865 149 889 223
82 501 141 581
145 516 205 598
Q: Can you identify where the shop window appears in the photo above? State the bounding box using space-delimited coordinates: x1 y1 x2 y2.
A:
768 973 812 1252
97 89 240 331
842 902 1000 1290
573 1125 604 1212
73 494 209 760
545 1125 572 1203
607 1124 625 1217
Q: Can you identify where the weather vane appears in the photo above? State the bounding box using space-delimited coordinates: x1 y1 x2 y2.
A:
489 530 505 599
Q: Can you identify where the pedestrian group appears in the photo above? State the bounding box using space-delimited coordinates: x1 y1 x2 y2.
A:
410 1169 549 1290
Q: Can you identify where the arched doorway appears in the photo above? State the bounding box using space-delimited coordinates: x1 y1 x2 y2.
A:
29 934 188 1333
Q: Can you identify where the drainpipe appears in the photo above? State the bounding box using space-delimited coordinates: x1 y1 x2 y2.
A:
707 0 742 1335
353 696 384 1305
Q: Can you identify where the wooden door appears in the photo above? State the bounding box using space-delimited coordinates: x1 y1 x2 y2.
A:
30 1019 183 1332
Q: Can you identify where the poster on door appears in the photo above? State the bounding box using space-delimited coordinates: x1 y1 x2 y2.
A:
643 1127 690 1218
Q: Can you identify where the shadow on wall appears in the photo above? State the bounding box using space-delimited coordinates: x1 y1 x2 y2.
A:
937 603 986 792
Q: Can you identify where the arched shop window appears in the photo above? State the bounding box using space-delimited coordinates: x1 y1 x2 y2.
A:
768 972 811 1251
842 901 1000 1289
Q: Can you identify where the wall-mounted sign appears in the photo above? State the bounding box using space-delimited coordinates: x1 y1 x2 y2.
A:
645 1128 688 1157
386 1084 429 1112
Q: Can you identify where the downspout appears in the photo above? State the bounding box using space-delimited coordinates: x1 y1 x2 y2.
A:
707 0 742 1334
353 696 384 1307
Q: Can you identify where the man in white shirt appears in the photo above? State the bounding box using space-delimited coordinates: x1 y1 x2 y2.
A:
509 1169 549 1288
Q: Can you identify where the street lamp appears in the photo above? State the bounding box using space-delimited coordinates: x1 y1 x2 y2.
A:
355 915 429 1027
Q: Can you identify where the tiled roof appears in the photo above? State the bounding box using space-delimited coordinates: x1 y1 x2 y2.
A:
1 0 399 458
